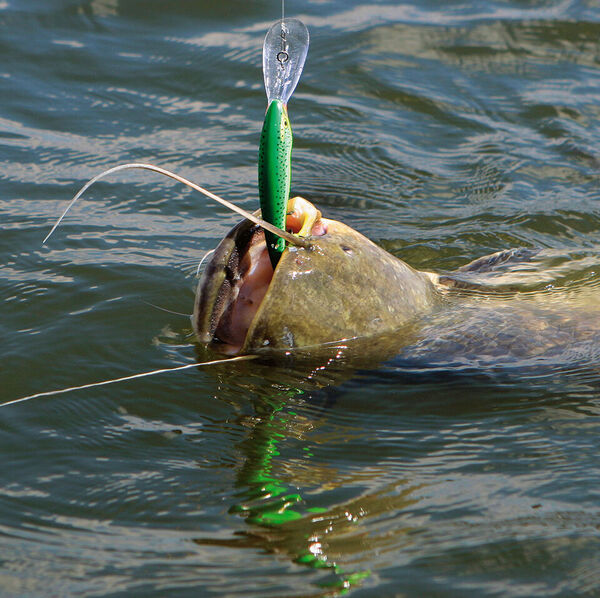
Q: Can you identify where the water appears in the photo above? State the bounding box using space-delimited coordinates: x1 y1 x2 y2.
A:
2 0 600 595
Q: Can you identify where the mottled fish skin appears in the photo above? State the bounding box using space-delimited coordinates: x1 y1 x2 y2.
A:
258 99 292 267
193 197 600 365
395 292 600 370
193 207 440 354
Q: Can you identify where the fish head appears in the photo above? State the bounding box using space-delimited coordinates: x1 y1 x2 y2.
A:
193 197 439 356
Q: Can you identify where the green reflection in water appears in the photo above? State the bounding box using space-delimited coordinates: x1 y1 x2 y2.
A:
229 390 371 594
192 342 423 594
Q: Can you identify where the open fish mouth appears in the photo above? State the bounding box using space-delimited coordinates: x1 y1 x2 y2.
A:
193 197 439 356
193 197 327 355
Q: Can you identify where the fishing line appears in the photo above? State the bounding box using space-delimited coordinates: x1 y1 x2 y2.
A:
279 0 288 66
2 355 257 408
277 2 289 67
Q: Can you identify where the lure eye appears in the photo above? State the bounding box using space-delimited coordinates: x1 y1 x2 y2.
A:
263 18 309 105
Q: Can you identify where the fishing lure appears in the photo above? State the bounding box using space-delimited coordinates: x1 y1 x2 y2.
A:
258 98 291 264
259 18 309 266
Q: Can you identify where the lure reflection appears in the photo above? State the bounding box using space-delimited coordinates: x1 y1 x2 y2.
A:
191 361 391 594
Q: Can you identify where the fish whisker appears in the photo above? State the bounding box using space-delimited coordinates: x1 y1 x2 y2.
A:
196 248 215 277
142 300 191 317
43 162 310 248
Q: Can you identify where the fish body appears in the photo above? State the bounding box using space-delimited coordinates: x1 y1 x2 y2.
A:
193 197 600 367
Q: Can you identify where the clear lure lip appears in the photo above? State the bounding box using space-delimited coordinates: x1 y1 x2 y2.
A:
263 18 309 105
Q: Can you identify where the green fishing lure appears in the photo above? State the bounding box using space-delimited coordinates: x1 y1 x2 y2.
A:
259 99 293 266
259 18 309 267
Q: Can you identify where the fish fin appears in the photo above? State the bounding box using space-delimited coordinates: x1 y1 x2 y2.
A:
455 247 540 274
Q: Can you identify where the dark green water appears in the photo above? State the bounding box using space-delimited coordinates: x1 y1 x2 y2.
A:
2 0 600 595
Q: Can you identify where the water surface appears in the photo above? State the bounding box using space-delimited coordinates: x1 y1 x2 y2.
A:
2 0 600 596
